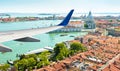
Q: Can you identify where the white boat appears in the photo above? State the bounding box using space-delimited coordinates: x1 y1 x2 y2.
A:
25 46 53 55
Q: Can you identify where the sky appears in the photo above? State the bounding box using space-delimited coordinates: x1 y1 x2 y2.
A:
0 0 120 13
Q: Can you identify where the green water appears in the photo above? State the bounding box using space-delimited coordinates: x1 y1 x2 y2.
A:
0 20 88 63
0 32 87 63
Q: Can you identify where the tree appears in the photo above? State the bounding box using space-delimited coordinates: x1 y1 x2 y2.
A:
27 54 38 61
14 54 37 70
19 54 37 60
70 42 87 53
14 51 51 70
69 50 75 56
70 42 81 53
109 19 113 22
14 59 28 71
38 51 51 61
37 60 50 68
15 57 36 70
84 23 88 28
36 51 51 68
27 58 36 69
52 43 69 60
0 64 10 71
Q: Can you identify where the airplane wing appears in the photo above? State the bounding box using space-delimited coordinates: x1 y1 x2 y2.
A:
0 9 74 52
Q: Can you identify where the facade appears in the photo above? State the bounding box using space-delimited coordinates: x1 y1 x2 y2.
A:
50 27 82 33
68 21 84 27
85 11 96 29
50 21 84 33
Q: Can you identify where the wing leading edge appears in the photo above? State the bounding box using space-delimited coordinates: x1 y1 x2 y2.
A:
0 9 74 52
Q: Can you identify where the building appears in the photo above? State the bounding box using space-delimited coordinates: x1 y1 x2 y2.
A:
107 27 120 37
85 11 96 29
34 35 120 71
50 21 83 33
68 21 84 28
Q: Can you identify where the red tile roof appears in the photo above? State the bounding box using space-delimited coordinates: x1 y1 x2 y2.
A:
35 35 120 71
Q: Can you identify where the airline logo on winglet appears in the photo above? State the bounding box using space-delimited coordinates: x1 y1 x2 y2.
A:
58 9 74 26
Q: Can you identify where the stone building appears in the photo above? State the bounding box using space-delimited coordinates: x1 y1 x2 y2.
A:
85 11 96 29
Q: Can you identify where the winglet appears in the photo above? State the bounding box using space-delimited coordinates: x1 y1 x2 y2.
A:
58 9 74 26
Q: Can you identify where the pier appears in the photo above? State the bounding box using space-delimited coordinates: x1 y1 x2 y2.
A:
25 46 53 55
49 27 82 33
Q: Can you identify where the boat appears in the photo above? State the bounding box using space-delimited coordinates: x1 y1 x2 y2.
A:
69 35 75 37
25 46 53 55
7 60 14 65
60 34 68 36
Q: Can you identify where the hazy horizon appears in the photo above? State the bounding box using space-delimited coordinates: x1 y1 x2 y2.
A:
0 0 120 13
0 12 120 14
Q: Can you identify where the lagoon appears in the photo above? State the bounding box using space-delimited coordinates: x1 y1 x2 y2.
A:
0 20 87 63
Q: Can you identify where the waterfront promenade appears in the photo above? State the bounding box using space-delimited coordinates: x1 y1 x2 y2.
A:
50 27 82 33
50 21 84 33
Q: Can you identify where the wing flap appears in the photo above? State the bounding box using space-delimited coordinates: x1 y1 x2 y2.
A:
15 37 40 42
0 44 12 52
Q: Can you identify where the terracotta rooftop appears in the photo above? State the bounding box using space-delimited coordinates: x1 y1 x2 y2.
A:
35 35 120 71
69 21 83 25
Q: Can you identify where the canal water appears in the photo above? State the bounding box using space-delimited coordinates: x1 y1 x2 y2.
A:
0 20 87 63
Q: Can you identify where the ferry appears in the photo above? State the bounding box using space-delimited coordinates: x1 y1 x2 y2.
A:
25 46 53 55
